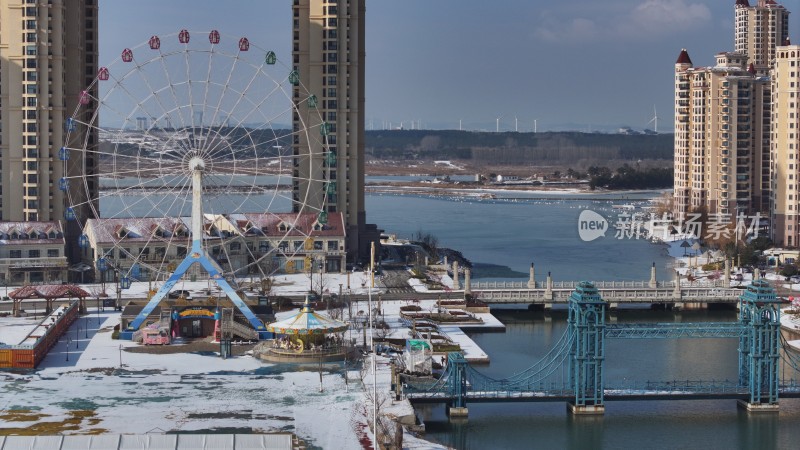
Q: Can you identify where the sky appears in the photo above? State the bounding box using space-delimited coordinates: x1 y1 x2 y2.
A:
98 0 800 133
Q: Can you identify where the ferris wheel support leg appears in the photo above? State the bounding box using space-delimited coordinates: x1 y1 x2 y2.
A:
197 254 268 337
120 250 268 340
120 256 199 340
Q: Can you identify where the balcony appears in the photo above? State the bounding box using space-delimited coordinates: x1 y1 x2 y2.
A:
1 257 68 269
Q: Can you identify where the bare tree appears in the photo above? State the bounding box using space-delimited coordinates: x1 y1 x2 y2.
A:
654 191 675 216
352 389 397 448
88 284 107 299
328 303 344 321
374 320 391 342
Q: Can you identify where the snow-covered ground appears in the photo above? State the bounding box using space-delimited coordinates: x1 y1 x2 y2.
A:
781 308 800 353
0 315 40 346
0 310 365 448
1 280 500 447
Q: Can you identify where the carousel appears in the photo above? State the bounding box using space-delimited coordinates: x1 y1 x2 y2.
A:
258 297 349 363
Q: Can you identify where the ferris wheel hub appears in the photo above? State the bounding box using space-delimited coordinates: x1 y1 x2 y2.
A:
188 156 206 172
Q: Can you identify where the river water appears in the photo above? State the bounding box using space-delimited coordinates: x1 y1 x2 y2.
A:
363 193 800 450
366 192 672 281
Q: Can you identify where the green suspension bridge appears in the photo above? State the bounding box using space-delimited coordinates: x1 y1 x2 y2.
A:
401 279 800 417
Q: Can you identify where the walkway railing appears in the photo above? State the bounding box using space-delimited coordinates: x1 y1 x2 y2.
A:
266 346 344 357
472 280 686 289
471 286 742 304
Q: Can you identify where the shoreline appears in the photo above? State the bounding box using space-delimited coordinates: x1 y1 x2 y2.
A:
367 182 670 198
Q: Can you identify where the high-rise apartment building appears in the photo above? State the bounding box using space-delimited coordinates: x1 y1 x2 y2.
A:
770 46 800 246
292 0 378 262
673 51 770 218
735 0 789 75
674 1 785 221
0 1 98 233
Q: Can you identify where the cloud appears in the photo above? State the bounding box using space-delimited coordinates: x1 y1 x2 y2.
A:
535 0 712 43
630 0 712 31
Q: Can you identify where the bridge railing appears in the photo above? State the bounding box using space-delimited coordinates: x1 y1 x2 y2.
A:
605 322 746 339
471 280 682 290
605 380 745 396
465 383 574 399
470 279 736 290
472 287 741 304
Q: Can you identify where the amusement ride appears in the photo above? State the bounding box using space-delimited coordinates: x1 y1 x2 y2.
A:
60 30 334 339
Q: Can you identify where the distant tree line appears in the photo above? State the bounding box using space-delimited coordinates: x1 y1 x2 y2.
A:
582 164 673 189
364 130 673 162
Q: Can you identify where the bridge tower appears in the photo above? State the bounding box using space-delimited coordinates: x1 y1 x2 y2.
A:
567 281 606 415
447 352 469 417
738 279 781 411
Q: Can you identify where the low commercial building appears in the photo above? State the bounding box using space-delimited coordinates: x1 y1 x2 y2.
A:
82 212 346 283
0 221 68 286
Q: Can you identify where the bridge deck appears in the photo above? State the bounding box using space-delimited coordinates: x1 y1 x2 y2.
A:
471 286 743 304
406 389 800 404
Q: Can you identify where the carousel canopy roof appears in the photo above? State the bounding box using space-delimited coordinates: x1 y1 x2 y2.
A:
266 299 348 335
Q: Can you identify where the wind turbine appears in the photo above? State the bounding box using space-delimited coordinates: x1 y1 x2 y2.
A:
515 116 518 132
647 105 658 133
496 115 503 133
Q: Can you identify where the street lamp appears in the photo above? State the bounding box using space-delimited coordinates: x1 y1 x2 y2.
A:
309 256 314 294
96 257 108 295
118 275 131 311
66 337 71 361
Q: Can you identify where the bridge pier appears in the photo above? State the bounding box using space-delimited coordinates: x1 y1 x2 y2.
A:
447 352 469 419
567 403 605 415
738 279 781 411
545 272 553 301
736 400 779 413
674 302 703 311
568 282 606 415
447 406 469 417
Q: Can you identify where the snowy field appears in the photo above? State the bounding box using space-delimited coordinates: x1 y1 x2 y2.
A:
0 311 366 448
0 316 40 346
0 297 481 447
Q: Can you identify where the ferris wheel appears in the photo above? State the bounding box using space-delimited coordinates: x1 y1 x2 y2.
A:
61 30 331 336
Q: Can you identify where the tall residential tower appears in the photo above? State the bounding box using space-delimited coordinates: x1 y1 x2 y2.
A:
292 0 378 262
674 0 785 221
0 0 98 226
769 46 800 246
735 0 789 74
673 51 770 218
